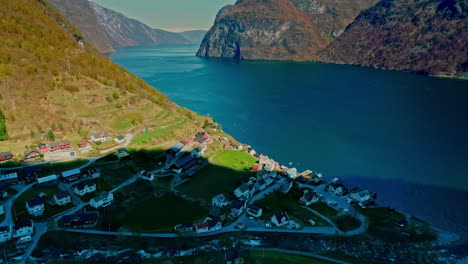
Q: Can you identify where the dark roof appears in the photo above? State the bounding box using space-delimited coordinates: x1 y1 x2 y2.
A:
24 149 40 156
0 226 9 232
38 143 46 148
75 181 95 191
0 152 12 157
247 204 261 212
274 212 289 223
206 218 220 228
55 191 70 199
303 191 318 201
23 166 41 175
177 222 194 229
60 212 98 224
27 197 44 207
195 222 209 229
209 207 222 217
174 155 195 168
258 178 266 185
238 184 249 192
14 220 33 230
49 140 70 148
231 199 245 210
117 135 125 140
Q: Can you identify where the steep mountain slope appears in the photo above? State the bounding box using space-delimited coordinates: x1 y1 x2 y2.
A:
180 30 208 44
89 2 190 48
0 0 202 149
48 0 114 53
319 0 468 76
197 0 378 60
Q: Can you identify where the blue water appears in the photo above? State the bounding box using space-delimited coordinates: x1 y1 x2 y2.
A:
110 44 468 237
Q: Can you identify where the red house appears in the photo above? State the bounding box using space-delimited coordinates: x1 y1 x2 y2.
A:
194 132 208 143
78 140 91 149
24 149 40 160
38 143 48 154
49 140 71 152
61 169 81 183
0 152 13 163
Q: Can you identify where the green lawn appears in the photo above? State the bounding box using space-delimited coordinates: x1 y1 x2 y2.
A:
13 185 74 221
177 150 257 202
131 118 187 145
98 181 208 232
309 202 361 232
357 207 436 243
254 188 330 227
111 112 143 130
73 177 113 202
248 251 335 264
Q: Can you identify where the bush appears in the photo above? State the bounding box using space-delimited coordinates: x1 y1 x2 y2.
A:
64 84 79 93
0 109 8 141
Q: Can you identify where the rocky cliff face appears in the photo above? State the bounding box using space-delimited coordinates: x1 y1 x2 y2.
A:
319 0 468 76
48 0 114 53
197 0 378 60
89 2 190 48
199 0 467 76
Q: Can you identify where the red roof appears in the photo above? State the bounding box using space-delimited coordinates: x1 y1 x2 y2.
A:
251 164 261 171
195 222 209 229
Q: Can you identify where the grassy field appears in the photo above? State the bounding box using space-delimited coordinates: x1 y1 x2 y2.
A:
357 207 436 243
13 185 74 221
177 150 257 202
111 112 144 130
247 251 335 264
254 188 330 227
98 181 207 232
72 177 113 202
309 202 361 232
320 251 390 264
130 118 188 146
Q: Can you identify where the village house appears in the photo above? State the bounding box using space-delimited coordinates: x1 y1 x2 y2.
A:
271 212 290 227
234 184 251 200
49 140 71 152
26 197 45 216
250 163 263 171
175 223 194 233
0 225 12 243
286 168 298 178
87 168 101 178
78 140 92 151
23 166 41 183
13 220 34 238
0 152 13 163
278 179 294 194
230 199 246 217
264 161 276 172
327 180 348 196
114 135 125 144
212 194 228 208
194 132 208 144
61 169 82 183
170 155 198 174
0 183 8 199
91 132 110 143
194 222 209 233
166 142 185 160
37 174 58 185
349 187 375 204
300 190 319 206
191 146 206 158
90 192 113 208
206 218 222 231
264 175 274 186
309 173 324 185
54 191 71 206
137 170 155 181
0 172 18 185
59 212 98 228
24 149 41 161
247 205 263 218
254 178 267 191
73 181 96 196
38 143 48 153
115 148 130 159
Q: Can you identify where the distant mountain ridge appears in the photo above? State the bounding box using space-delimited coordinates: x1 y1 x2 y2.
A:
199 0 468 77
49 0 192 52
179 30 208 44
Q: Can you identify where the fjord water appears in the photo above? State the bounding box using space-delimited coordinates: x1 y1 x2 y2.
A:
110 44 468 237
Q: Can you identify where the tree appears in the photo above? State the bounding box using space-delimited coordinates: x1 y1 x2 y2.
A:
47 130 55 141
0 109 8 141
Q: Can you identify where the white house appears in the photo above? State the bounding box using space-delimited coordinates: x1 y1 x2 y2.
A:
0 172 18 184
87 168 101 178
247 205 263 218
279 179 293 194
230 199 246 217
327 181 348 196
91 132 110 143
74 181 96 196
90 192 113 208
299 190 319 206
234 184 251 199
0 225 12 243
138 170 155 181
264 161 276 172
271 212 290 227
13 220 34 238
191 146 206 158
286 168 298 178
349 187 374 203
207 218 222 231
254 178 267 191
114 135 125 144
26 197 45 216
54 191 71 206
212 194 228 208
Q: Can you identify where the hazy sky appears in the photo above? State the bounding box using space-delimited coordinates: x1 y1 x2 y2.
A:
92 0 234 32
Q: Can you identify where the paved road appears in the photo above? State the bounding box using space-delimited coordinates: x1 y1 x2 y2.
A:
18 222 48 264
0 183 36 226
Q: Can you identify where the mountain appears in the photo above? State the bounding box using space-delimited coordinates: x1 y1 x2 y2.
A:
319 0 468 76
199 0 468 77
179 30 208 44
197 0 378 60
48 0 114 53
0 0 202 149
89 1 190 48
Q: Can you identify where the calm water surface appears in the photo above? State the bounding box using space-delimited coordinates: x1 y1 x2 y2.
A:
110 44 468 237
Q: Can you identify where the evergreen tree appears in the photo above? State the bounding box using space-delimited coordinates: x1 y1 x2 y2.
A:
47 130 55 141
0 109 8 141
